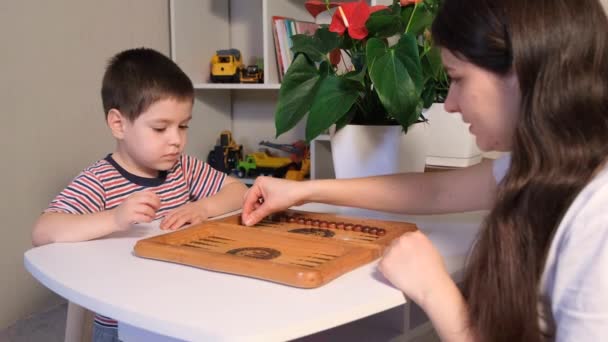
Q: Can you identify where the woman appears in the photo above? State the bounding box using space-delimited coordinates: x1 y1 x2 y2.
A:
242 0 608 340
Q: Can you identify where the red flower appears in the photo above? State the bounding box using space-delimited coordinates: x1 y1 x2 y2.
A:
304 1 340 18
329 1 387 40
329 48 342 66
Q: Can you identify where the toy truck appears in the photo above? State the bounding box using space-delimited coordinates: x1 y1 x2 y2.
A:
285 157 310 181
240 65 263 83
210 49 243 83
235 152 294 178
258 140 310 181
206 131 243 173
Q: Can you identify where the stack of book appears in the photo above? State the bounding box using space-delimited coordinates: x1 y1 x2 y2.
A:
272 16 319 81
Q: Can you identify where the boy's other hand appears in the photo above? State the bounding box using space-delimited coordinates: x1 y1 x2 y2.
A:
113 190 161 231
160 202 209 230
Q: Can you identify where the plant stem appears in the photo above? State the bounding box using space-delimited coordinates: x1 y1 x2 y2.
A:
354 98 367 115
419 45 430 58
405 3 419 34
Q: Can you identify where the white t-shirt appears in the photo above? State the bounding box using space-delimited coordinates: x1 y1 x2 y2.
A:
493 154 608 340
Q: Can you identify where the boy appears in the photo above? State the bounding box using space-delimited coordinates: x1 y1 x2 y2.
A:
32 47 248 341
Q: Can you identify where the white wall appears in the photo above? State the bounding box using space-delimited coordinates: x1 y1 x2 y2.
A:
0 0 173 329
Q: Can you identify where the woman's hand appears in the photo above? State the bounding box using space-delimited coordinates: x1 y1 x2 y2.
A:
378 231 453 309
241 176 307 226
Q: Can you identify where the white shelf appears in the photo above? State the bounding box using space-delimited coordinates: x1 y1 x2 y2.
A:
315 134 330 141
170 0 343 179
193 83 281 90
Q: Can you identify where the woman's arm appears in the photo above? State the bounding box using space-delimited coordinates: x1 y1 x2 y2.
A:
243 159 496 225
305 159 496 214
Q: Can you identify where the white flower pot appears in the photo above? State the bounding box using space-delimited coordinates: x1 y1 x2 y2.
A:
424 103 482 167
329 123 429 179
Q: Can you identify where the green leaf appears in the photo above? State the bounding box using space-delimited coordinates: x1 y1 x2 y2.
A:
274 54 324 137
401 3 435 36
305 76 360 141
290 27 340 63
314 26 340 53
344 66 367 87
421 80 436 108
291 35 325 62
389 0 402 15
335 108 356 130
425 46 443 78
366 10 405 38
393 34 423 91
409 10 434 35
367 36 422 128
365 38 388 70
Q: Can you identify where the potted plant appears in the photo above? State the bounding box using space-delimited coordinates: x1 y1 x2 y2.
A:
274 0 448 177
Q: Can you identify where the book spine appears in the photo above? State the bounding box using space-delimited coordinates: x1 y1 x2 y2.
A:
272 16 286 81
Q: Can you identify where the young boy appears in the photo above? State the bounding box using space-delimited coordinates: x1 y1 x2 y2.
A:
32 47 248 341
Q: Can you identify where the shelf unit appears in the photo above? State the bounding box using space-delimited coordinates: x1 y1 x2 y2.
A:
169 0 311 164
169 0 392 178
171 0 321 87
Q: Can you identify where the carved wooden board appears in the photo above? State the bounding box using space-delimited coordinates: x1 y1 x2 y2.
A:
134 210 417 288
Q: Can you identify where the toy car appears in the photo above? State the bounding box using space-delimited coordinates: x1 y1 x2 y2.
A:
259 141 310 181
235 152 294 178
210 49 243 83
206 130 243 173
240 65 263 83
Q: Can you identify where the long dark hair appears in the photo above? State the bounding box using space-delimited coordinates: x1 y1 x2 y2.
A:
432 0 608 340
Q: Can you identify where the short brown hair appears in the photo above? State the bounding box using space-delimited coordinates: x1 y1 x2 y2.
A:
101 47 194 121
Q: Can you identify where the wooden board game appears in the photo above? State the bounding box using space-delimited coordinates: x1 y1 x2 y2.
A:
134 210 417 288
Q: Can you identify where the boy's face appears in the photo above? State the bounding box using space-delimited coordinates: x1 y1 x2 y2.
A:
115 98 193 177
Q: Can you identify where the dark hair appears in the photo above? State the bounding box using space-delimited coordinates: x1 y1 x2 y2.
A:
101 47 194 121
433 0 608 341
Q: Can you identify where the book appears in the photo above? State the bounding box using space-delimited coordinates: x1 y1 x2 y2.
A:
272 16 319 81
271 16 285 80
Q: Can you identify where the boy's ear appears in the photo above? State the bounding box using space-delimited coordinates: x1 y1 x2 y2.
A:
106 109 127 139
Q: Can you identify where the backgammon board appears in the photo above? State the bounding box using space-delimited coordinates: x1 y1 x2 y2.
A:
134 210 417 288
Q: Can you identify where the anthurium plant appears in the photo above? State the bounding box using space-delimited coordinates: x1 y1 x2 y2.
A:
275 0 448 142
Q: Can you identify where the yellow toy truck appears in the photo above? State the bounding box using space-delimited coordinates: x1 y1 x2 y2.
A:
258 141 310 181
210 49 243 83
235 152 294 178
240 65 263 83
285 157 310 181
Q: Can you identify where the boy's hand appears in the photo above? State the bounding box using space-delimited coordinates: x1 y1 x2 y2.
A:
160 202 209 230
113 190 161 231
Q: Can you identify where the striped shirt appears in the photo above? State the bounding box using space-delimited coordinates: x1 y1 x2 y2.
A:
45 153 226 328
46 154 226 218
